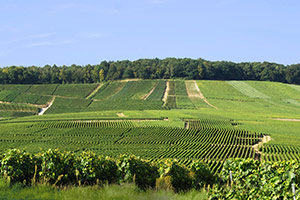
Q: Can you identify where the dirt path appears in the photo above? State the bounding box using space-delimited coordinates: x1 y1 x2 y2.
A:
142 83 157 100
119 79 140 82
38 97 55 115
191 81 218 109
253 135 271 160
85 83 103 99
117 112 126 117
162 81 170 106
272 118 300 122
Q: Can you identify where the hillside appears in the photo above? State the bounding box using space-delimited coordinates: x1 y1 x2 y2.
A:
0 80 299 167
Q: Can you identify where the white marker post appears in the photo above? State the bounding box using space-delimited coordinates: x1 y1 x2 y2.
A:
229 171 233 187
292 183 296 200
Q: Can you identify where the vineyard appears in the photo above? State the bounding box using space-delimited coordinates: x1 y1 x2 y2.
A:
0 80 299 199
0 118 265 174
0 80 299 175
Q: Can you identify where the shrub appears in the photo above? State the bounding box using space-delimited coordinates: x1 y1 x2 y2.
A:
190 161 216 189
157 159 193 192
0 149 34 184
76 152 119 185
117 155 159 190
38 149 76 185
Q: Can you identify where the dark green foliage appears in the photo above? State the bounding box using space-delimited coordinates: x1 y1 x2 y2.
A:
209 158 300 199
157 159 193 192
76 152 119 185
1 59 299 85
0 149 35 184
0 149 300 198
190 161 216 189
117 155 159 190
38 149 77 185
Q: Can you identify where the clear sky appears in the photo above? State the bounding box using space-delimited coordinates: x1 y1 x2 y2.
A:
0 0 299 67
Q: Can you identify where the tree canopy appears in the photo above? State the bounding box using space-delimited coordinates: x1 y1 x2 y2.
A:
0 58 299 85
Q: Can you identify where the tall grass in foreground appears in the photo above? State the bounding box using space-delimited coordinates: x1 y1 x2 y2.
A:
0 180 207 200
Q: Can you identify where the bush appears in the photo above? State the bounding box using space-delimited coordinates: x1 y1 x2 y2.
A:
157 159 193 192
0 149 35 184
117 155 159 190
190 161 216 189
38 149 76 185
209 158 300 199
76 152 119 185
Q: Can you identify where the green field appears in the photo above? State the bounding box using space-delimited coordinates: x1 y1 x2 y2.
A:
0 80 300 166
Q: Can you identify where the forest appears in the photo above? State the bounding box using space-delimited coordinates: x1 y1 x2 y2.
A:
0 58 299 85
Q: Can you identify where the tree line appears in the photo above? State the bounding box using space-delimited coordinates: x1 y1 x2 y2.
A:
0 58 299 84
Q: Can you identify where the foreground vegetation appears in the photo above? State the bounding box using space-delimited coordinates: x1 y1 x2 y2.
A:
0 182 207 200
0 79 299 198
0 149 299 199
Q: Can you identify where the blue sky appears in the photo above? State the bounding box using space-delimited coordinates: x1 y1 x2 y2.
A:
0 0 299 67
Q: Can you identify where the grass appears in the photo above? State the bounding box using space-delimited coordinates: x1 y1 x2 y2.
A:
0 181 207 200
227 81 270 98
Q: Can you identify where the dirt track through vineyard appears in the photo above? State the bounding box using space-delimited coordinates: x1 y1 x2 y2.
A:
142 83 158 100
188 81 218 109
85 84 103 99
38 97 55 115
273 118 300 122
253 135 271 160
162 81 170 106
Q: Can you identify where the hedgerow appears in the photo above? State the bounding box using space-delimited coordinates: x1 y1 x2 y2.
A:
0 149 300 199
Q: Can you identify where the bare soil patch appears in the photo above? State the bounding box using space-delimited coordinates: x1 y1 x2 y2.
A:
85 84 103 99
273 118 300 122
142 83 157 100
119 79 141 82
117 112 126 117
38 97 55 115
253 135 271 160
162 81 169 106
190 81 218 109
